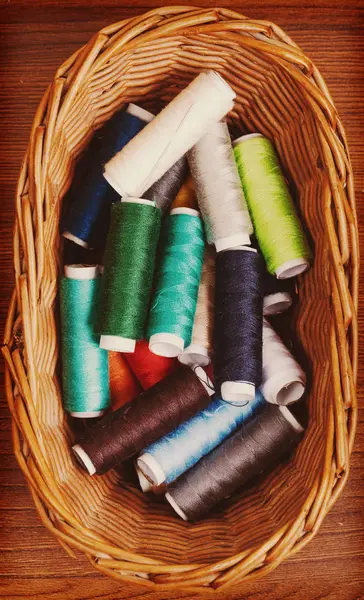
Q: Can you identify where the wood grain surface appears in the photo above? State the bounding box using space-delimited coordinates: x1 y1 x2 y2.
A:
0 1 363 599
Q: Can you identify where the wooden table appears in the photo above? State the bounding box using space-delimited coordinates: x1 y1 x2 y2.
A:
0 2 363 599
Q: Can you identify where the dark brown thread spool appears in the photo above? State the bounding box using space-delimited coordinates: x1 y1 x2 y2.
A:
166 403 304 521
72 365 213 475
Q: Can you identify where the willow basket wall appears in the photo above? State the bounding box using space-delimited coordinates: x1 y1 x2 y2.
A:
3 6 358 592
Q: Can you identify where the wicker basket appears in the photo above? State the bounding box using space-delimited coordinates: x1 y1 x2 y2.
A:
3 6 358 592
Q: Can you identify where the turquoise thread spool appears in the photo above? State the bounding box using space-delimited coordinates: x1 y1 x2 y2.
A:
147 208 205 357
60 265 110 418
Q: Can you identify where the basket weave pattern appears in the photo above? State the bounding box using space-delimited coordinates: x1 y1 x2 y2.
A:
2 7 358 591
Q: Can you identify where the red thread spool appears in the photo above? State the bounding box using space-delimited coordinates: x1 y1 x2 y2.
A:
124 340 178 389
109 351 141 410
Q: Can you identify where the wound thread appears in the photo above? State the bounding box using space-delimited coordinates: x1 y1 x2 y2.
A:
124 340 178 390
60 265 109 418
214 248 264 404
100 199 161 352
72 365 213 475
104 71 235 197
179 246 215 367
189 121 253 251
62 104 153 249
109 351 141 411
261 318 306 406
138 390 266 486
147 208 205 357
233 134 312 278
143 156 188 214
166 403 304 521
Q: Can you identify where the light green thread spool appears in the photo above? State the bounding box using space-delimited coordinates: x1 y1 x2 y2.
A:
100 199 162 352
147 208 205 357
233 134 312 278
60 265 110 418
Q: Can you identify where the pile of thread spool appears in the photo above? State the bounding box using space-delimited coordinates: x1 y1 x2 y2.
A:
60 70 312 521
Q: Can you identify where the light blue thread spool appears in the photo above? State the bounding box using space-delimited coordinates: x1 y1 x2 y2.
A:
137 391 266 485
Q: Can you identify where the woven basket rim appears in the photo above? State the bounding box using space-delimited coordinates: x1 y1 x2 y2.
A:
2 6 359 592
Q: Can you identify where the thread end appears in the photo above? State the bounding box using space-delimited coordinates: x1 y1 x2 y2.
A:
72 444 96 475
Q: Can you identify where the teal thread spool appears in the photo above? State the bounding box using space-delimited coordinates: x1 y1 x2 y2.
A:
233 134 312 278
60 265 110 418
100 199 161 352
147 208 205 357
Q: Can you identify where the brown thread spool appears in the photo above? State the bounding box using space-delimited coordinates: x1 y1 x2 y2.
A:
166 403 304 521
72 365 213 475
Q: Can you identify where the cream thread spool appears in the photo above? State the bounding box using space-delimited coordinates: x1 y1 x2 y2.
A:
263 290 292 316
104 71 236 197
148 207 203 358
179 247 215 367
261 318 306 405
188 121 253 251
100 198 158 353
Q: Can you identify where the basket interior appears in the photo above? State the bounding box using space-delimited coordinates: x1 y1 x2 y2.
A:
40 32 335 564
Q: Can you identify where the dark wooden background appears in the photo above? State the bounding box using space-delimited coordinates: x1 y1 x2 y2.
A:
0 1 363 599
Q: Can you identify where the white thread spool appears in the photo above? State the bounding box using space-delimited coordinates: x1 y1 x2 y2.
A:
188 121 253 251
219 246 258 404
100 198 155 353
148 207 202 358
261 318 306 405
63 103 154 248
233 133 310 279
178 246 215 367
263 291 292 316
104 71 235 197
64 264 105 418
136 467 153 492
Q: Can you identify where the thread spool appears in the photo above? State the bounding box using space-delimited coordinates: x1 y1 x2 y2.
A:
136 468 168 495
104 71 236 197
72 365 213 475
109 351 141 410
100 199 161 352
124 340 178 390
263 270 293 316
166 403 304 521
261 318 306 405
147 208 205 357
171 174 198 211
62 104 154 249
214 247 264 404
138 390 265 486
179 246 215 367
233 134 311 278
60 265 109 418
143 156 188 214
188 121 253 251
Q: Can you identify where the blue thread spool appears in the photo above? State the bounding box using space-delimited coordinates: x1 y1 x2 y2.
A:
62 104 153 249
137 391 266 485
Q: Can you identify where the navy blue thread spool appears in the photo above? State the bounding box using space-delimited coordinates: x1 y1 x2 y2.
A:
214 247 264 404
62 104 154 249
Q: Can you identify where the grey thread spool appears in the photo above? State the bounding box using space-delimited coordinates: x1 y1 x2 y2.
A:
165 403 304 521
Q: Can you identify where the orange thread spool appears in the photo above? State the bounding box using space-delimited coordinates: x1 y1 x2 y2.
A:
125 340 178 390
171 173 198 210
109 351 141 410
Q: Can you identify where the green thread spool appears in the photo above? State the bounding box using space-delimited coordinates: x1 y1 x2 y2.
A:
100 199 161 352
233 134 312 278
60 265 110 418
147 208 205 357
